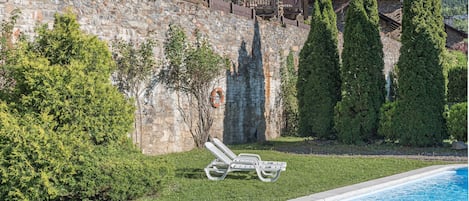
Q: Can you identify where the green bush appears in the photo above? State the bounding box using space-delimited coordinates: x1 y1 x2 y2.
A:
446 102 467 142
447 66 467 103
378 102 398 141
0 103 88 200
3 12 135 146
0 107 174 200
0 12 175 200
70 147 174 200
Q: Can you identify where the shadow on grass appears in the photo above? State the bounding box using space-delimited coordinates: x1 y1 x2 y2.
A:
175 168 258 181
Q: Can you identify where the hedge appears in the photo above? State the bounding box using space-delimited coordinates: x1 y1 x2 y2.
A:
446 102 467 142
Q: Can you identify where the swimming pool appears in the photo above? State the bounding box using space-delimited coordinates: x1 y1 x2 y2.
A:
346 167 468 201
289 164 468 201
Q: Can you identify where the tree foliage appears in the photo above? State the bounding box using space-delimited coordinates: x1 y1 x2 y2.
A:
444 50 467 103
442 0 468 16
3 12 134 146
280 51 298 136
446 102 467 142
297 0 341 139
335 0 385 144
0 12 173 200
161 25 228 148
112 39 157 148
394 0 448 146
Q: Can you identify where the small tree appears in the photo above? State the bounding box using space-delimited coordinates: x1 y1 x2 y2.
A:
161 25 228 148
112 39 157 148
335 0 385 144
394 0 447 146
280 51 298 136
297 0 341 138
3 12 134 146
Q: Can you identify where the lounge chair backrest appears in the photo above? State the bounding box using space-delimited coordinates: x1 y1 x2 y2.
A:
205 142 233 164
212 138 238 159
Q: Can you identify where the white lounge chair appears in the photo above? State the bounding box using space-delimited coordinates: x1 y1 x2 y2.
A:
211 138 287 169
204 141 286 182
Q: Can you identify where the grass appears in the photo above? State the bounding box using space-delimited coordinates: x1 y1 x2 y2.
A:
138 137 465 201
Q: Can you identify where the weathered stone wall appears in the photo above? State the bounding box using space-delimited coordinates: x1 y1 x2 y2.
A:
0 0 402 155
0 0 309 154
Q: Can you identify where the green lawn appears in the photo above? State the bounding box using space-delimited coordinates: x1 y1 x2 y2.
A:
139 139 458 201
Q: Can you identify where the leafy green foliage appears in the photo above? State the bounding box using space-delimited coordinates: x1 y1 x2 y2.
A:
0 104 88 200
446 102 467 142
447 66 467 103
335 0 385 144
442 0 468 16
112 39 157 148
297 0 341 139
161 25 228 147
378 102 398 141
445 50 468 103
70 147 174 200
112 39 156 96
161 24 188 91
280 51 298 136
394 0 448 146
0 12 174 200
3 12 134 146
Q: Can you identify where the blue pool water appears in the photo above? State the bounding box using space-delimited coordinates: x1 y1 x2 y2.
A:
348 167 468 201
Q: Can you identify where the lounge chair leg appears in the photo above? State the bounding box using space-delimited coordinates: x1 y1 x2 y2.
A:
205 167 229 181
255 168 282 182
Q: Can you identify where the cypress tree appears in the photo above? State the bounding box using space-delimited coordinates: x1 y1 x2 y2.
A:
297 0 341 138
394 0 447 146
281 51 299 136
335 0 385 144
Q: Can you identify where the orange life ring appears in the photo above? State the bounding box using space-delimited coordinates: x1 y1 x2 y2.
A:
210 87 225 108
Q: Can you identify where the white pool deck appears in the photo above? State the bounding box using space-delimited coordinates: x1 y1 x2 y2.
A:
289 164 468 201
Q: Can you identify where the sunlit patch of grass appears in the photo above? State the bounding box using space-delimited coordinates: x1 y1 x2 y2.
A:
138 141 457 201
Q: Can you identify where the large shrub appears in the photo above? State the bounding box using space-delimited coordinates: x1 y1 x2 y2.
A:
446 102 467 142
4 12 134 146
0 107 174 200
393 0 447 146
297 0 341 138
335 0 385 144
0 12 174 200
444 50 467 103
70 147 174 200
447 66 467 103
378 102 398 141
0 103 87 200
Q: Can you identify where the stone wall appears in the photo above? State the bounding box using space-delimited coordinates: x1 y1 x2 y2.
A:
0 0 402 155
0 0 309 155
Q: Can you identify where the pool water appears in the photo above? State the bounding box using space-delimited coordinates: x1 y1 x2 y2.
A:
347 167 468 201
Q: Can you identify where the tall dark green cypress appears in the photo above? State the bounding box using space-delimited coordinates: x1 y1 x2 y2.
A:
297 0 341 138
335 0 385 144
394 0 447 146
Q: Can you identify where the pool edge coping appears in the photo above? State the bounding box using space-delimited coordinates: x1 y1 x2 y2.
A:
288 164 468 201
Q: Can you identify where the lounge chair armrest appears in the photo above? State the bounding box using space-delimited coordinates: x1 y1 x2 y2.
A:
238 153 262 160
